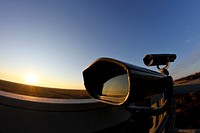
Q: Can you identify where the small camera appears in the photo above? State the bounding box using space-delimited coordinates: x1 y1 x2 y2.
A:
143 54 177 66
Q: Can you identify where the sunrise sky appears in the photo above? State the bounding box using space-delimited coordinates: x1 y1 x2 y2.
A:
1 0 200 89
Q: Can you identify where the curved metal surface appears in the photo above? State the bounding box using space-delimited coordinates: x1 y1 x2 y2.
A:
0 90 107 111
0 90 131 133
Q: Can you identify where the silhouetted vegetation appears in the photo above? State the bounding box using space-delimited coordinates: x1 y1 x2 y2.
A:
173 73 200 128
175 92 200 128
0 79 90 99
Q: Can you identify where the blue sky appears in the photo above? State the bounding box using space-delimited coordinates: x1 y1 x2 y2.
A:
1 0 200 89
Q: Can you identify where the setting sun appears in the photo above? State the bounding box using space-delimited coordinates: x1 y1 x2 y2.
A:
25 73 38 85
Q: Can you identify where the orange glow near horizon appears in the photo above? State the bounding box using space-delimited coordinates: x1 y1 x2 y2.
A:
1 71 85 90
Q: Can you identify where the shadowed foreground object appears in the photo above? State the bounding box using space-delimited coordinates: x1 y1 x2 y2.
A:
83 55 175 115
0 90 130 133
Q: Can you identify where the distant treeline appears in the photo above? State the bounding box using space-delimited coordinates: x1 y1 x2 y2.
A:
174 72 200 83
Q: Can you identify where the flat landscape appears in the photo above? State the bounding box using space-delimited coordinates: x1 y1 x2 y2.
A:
0 79 90 99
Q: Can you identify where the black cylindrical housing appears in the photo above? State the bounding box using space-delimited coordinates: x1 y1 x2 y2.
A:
83 58 173 105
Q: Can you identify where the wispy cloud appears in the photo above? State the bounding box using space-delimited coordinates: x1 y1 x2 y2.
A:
185 39 191 44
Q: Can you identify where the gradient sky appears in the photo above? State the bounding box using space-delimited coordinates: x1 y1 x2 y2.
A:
1 0 200 89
